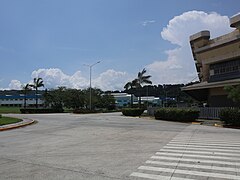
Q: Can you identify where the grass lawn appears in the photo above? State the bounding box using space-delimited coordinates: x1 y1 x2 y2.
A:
0 107 21 114
0 116 22 126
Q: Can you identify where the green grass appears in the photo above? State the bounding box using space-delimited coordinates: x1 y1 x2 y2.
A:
0 107 21 114
0 116 22 126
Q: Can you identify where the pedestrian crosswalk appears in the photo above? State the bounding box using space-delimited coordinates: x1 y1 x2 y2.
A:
130 125 240 180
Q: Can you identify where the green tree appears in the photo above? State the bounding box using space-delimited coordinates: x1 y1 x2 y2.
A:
22 83 31 108
43 87 66 109
30 78 44 108
96 94 116 110
64 89 85 109
224 85 240 102
124 81 136 107
134 68 152 107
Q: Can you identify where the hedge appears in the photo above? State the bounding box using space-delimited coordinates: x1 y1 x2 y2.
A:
122 108 144 116
219 108 240 126
20 108 64 114
154 108 199 122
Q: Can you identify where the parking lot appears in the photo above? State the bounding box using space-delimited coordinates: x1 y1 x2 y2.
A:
1 113 240 179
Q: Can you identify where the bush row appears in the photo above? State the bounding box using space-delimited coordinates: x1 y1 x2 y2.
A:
122 108 144 116
219 108 240 126
154 108 199 122
20 108 64 114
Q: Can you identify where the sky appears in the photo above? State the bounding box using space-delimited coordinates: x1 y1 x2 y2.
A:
0 0 239 91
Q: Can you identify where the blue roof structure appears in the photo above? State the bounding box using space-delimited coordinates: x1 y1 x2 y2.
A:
0 95 42 99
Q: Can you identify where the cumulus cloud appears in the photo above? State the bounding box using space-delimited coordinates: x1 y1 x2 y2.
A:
9 80 22 90
94 69 129 90
31 68 88 89
30 68 130 91
147 11 233 84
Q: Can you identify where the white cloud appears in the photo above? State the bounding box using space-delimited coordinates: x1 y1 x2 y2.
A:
147 11 233 84
9 80 22 90
94 69 130 90
30 68 130 91
141 20 156 26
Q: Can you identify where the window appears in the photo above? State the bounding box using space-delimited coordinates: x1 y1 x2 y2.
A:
210 59 240 75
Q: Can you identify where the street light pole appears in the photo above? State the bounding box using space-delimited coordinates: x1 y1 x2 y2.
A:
85 61 100 110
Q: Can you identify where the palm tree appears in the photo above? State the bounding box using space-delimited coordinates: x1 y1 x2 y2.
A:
134 68 152 107
22 84 31 108
30 78 44 108
124 80 136 107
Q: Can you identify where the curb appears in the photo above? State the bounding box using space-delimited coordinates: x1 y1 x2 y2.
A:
0 119 35 131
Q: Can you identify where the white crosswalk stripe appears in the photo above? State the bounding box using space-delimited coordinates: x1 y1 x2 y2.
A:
155 151 240 160
130 125 240 179
145 160 237 172
164 146 240 153
159 148 240 156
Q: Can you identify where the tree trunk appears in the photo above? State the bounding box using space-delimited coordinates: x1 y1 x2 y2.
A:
36 88 38 108
138 88 141 108
139 96 141 108
130 94 133 108
24 96 27 108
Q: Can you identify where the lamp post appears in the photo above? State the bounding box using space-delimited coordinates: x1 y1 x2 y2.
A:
84 61 100 110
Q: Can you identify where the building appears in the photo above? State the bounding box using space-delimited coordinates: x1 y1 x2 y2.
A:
0 90 44 107
182 14 240 107
111 92 161 107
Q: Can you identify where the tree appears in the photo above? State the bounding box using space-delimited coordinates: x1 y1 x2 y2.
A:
224 85 240 102
43 87 66 110
124 81 136 107
64 89 85 109
30 78 44 108
22 84 31 108
134 68 152 107
96 94 116 110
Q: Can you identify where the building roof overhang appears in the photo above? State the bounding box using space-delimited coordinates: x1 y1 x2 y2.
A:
182 78 240 91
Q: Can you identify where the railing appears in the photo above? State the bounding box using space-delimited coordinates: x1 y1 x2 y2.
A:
198 107 226 119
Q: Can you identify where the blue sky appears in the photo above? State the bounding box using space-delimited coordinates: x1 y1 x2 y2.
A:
0 0 239 90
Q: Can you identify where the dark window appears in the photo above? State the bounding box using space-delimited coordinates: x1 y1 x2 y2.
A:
209 59 240 82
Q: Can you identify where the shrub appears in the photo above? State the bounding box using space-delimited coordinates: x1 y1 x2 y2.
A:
154 108 199 122
0 114 2 118
20 108 64 114
73 109 100 114
122 108 144 116
219 108 240 126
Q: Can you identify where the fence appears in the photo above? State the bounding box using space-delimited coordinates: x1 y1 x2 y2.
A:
147 107 229 120
198 107 226 119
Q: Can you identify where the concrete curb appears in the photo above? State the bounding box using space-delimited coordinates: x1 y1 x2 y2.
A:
0 118 35 131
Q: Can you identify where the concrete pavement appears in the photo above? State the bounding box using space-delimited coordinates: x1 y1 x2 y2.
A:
0 113 239 179
130 124 240 180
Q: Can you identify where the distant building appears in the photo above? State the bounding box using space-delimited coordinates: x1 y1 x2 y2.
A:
0 90 44 107
182 14 240 107
111 92 161 107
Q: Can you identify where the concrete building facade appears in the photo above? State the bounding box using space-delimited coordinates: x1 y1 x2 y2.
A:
0 90 44 107
182 14 240 107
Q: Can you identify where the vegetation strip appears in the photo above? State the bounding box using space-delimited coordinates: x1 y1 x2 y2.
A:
0 116 22 126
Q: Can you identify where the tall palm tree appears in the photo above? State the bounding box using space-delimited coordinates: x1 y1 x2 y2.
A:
134 68 152 107
22 83 31 108
124 80 136 107
30 78 44 108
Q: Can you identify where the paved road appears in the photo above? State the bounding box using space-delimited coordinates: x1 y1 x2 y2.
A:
0 113 240 180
